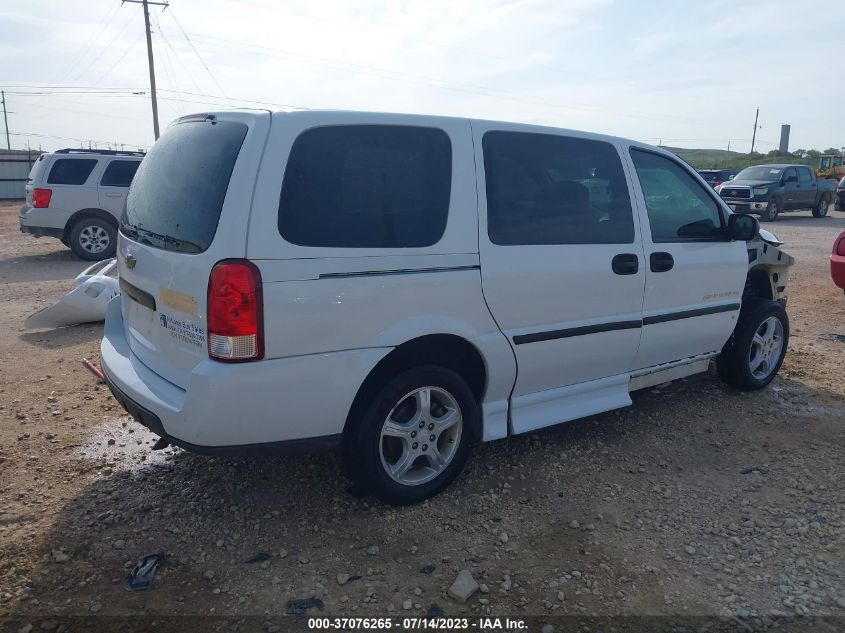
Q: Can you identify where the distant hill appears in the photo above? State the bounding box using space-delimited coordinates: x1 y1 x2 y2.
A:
665 146 818 171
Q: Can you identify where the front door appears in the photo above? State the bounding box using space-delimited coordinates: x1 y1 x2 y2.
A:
474 126 646 434
626 148 747 371
98 159 141 219
797 166 816 208
780 167 801 210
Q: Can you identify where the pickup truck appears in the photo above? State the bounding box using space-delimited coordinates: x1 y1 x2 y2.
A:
717 164 837 221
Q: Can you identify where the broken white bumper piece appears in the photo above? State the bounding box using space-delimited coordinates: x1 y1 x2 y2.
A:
25 259 120 329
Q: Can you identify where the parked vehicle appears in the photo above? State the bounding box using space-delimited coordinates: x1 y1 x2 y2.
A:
101 111 794 504
19 149 144 260
832 231 845 292
717 164 837 221
698 169 738 188
835 176 845 211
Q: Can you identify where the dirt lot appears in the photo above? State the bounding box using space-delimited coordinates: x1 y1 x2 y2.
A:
0 200 843 631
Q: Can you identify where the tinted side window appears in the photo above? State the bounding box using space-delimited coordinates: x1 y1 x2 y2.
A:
279 125 452 248
797 167 812 184
47 159 97 185
101 160 141 187
630 149 723 242
783 167 797 182
483 132 634 245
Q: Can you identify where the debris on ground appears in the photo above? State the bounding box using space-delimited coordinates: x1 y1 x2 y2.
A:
127 554 163 592
286 597 324 616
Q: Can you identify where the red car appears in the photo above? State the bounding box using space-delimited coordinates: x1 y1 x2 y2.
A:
832 231 845 292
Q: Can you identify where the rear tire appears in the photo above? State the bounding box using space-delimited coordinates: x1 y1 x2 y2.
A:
717 298 789 391
343 365 477 505
812 194 829 218
760 199 779 222
68 217 117 261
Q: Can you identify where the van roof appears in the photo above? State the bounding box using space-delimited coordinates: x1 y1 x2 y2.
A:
181 108 665 154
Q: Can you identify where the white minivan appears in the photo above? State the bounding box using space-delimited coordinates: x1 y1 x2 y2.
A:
101 110 792 504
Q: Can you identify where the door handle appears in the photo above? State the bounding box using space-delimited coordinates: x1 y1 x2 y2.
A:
104 192 123 197
650 252 674 272
611 253 639 275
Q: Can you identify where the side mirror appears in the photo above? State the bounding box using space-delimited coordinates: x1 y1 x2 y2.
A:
726 213 759 242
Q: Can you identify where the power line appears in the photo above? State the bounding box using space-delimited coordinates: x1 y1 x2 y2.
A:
166 8 226 96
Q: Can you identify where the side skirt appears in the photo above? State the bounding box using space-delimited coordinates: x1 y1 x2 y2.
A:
629 352 718 391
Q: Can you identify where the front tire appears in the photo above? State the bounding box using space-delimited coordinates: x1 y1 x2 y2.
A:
344 366 478 505
68 217 117 261
717 299 789 391
812 194 829 218
760 199 779 222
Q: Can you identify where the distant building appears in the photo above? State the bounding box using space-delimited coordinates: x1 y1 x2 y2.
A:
0 149 42 200
778 125 790 155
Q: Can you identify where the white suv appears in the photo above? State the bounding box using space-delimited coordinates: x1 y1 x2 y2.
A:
19 149 144 260
101 111 793 504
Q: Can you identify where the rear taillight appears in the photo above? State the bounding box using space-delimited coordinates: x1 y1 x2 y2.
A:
207 260 263 362
32 188 52 208
835 236 845 257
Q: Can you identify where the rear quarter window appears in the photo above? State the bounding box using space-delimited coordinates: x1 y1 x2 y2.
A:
278 125 452 248
47 159 98 185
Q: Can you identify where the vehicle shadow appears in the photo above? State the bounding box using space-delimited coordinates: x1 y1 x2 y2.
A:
0 249 91 284
19 322 103 348
765 211 845 229
6 370 843 625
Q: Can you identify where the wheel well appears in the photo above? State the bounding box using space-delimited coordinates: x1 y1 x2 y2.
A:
64 208 118 236
744 267 773 302
344 334 487 438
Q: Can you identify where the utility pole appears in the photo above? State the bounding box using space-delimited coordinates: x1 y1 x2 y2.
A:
750 107 759 155
123 0 169 140
1 90 10 150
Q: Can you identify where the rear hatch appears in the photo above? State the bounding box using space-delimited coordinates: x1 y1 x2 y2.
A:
116 111 270 389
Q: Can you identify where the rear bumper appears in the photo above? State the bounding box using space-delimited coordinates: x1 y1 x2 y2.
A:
19 205 66 239
100 297 388 453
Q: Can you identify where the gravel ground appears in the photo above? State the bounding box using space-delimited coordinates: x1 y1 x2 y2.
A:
0 201 843 631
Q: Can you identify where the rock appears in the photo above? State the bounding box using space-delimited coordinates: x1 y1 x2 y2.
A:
542 625 554 633
448 569 479 603
479 583 489 594
557 591 565 602
366 545 380 556
90 602 102 613
427 604 444 617
203 570 215 580
569 520 580 529
403 598 412 610
51 550 70 564
337 574 351 586
420 564 436 574
18 625 33 633
684 545 696 556
836 596 845 608
278 548 288 559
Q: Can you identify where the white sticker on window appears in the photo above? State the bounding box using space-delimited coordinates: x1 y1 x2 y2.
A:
770 169 780 174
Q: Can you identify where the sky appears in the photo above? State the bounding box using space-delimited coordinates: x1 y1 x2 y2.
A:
1 0 841 154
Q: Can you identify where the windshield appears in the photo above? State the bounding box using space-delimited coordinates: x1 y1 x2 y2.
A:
735 166 783 181
122 119 247 253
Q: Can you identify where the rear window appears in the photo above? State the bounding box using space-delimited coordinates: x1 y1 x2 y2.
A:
47 159 97 185
123 120 248 253
101 160 141 187
278 125 452 248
